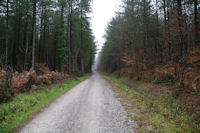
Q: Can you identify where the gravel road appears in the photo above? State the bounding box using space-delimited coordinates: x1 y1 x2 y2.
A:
20 72 136 133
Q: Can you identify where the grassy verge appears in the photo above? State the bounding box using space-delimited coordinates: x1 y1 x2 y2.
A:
100 72 200 133
0 74 91 133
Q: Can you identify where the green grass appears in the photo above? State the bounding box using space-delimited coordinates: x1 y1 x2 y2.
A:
0 74 91 133
100 72 200 133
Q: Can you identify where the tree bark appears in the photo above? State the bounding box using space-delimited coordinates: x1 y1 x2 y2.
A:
5 0 9 70
60 2 64 73
23 22 28 70
38 1 44 63
143 0 147 53
163 0 167 32
24 32 29 70
66 0 72 73
194 0 199 47
155 0 159 55
80 0 84 72
31 0 36 70
81 58 84 73
177 0 184 58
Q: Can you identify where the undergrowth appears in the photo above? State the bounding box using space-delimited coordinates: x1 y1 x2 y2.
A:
0 74 90 133
101 72 200 133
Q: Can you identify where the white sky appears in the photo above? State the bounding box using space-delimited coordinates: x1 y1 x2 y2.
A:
90 0 122 52
90 0 122 70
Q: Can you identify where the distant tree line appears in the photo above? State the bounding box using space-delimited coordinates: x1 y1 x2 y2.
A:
0 0 96 73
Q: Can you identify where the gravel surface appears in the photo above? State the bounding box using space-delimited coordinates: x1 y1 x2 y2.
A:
20 72 137 133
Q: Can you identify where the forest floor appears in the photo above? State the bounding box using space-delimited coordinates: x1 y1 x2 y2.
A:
101 72 200 133
0 74 91 133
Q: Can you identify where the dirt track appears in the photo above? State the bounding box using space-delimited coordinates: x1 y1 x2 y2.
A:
20 72 136 133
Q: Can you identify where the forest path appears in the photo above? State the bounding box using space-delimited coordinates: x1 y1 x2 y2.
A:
19 72 135 133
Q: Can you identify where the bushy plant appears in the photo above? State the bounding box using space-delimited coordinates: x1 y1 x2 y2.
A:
8 70 35 93
0 64 67 103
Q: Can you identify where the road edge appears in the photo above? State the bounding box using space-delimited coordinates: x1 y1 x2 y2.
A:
15 74 92 133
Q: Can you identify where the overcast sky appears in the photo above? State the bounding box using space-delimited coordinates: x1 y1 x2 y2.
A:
90 0 122 52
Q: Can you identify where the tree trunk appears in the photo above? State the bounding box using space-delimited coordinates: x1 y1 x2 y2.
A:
23 22 28 70
75 53 78 72
167 0 171 61
60 2 64 73
194 0 199 47
143 0 147 54
163 0 167 32
177 0 184 58
54 40 58 70
81 58 84 73
46 25 49 66
155 0 159 55
72 56 75 73
69 1 73 73
81 0 83 53
24 33 29 70
31 0 36 70
12 35 16 69
13 15 21 69
5 0 9 70
66 0 72 73
38 2 44 63
43 5 47 64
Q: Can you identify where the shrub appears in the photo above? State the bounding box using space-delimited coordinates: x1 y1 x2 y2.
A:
0 63 68 103
154 61 180 80
33 63 65 85
8 70 35 93
0 70 12 102
0 85 12 102
0 70 7 88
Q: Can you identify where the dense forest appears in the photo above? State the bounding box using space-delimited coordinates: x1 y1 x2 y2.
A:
0 0 96 102
0 1 200 132
0 0 96 73
100 0 200 91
